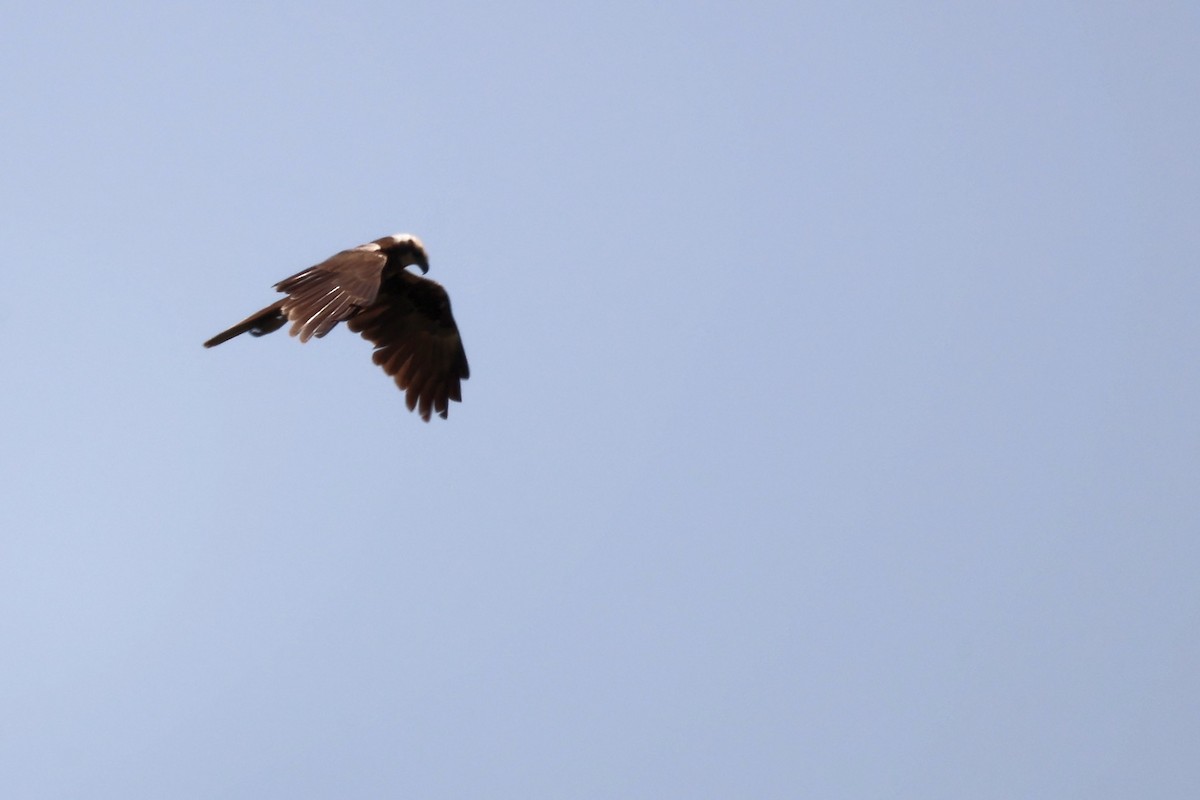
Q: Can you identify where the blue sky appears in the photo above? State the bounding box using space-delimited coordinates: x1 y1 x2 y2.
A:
2 2 1198 797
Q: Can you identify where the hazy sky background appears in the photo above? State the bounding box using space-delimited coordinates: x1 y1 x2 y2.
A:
2 2 1198 797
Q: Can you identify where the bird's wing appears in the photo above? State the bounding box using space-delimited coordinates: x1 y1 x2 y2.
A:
346 274 470 421
274 247 388 342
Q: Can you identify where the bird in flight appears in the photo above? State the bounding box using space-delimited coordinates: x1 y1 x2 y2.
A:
204 233 468 421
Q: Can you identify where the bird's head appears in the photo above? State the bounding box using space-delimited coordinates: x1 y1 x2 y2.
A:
375 233 429 274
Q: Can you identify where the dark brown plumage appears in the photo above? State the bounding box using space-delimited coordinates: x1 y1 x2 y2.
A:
204 233 468 421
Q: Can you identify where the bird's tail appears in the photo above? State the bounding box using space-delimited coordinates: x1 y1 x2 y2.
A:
203 300 288 348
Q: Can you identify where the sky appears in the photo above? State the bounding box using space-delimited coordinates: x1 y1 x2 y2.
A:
2 1 1198 797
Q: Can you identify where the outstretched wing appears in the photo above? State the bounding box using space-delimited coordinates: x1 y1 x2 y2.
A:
346 274 470 421
275 247 388 342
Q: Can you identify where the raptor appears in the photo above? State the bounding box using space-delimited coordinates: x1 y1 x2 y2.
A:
204 233 468 421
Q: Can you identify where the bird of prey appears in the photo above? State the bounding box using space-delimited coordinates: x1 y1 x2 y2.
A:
204 233 468 421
